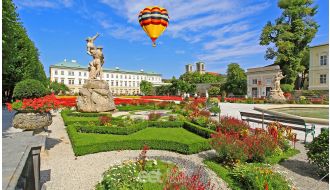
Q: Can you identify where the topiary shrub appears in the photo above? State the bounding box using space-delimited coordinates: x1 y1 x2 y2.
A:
306 129 329 177
280 84 294 93
13 79 48 99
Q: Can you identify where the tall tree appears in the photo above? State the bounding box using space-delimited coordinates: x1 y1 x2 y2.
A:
260 0 318 86
2 0 47 102
223 63 247 95
140 80 153 95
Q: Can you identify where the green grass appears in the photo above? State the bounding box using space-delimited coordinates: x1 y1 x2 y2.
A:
264 148 300 164
67 126 210 156
273 107 329 119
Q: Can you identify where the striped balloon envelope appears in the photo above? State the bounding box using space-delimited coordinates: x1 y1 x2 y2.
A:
138 6 169 47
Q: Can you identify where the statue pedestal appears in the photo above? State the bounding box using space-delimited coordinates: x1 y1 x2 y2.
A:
268 90 286 103
77 80 116 112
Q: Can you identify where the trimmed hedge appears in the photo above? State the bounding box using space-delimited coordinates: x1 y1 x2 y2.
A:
183 121 215 138
74 123 147 135
67 125 211 156
147 121 184 128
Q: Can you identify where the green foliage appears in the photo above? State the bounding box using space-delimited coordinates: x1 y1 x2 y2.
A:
67 126 210 156
222 63 247 95
13 79 48 99
260 0 318 85
306 129 329 177
183 121 215 138
208 86 221 96
96 160 174 190
230 164 291 190
140 80 153 95
75 123 147 135
49 81 69 95
280 84 294 93
179 72 225 84
3 0 47 101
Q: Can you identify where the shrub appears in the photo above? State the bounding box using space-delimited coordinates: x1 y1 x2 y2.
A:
148 112 162 121
210 131 248 166
13 79 48 99
183 122 215 138
230 164 292 190
209 105 220 115
280 84 294 93
99 115 111 126
75 123 147 135
306 129 329 177
218 116 250 133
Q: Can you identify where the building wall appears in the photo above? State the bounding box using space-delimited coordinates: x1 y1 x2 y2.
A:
49 67 163 95
246 66 280 98
308 44 329 90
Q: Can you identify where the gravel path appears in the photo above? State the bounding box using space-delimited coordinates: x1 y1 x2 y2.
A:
273 141 329 190
40 112 229 190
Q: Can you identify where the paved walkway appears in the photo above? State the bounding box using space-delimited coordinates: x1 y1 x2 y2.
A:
40 112 228 190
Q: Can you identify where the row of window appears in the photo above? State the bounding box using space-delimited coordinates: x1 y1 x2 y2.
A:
53 70 160 81
54 78 142 87
251 78 272 85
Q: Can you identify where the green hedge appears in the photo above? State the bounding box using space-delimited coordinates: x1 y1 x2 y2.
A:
74 123 148 135
147 121 184 128
67 125 210 156
183 121 215 138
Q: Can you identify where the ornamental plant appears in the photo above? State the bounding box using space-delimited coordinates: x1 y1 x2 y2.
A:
217 116 250 133
148 112 162 121
306 129 329 177
13 79 49 99
163 166 214 190
99 115 111 126
137 145 149 171
6 94 63 113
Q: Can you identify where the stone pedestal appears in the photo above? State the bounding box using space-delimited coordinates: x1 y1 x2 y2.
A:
13 112 52 130
269 90 286 103
77 80 116 112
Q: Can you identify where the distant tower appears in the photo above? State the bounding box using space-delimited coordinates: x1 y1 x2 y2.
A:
196 62 205 74
185 64 193 73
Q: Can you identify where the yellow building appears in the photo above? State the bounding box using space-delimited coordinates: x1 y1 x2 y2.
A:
308 43 329 90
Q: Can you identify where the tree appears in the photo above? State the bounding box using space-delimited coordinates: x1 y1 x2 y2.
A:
140 80 153 95
223 63 247 95
49 81 70 95
2 0 47 102
208 86 221 96
260 0 318 86
179 72 225 84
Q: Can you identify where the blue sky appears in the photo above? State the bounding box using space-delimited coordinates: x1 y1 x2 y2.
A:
14 0 329 79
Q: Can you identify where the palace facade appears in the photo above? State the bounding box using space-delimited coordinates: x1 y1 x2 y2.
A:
49 59 165 95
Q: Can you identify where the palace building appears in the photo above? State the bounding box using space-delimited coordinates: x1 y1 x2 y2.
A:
49 59 165 95
308 43 329 90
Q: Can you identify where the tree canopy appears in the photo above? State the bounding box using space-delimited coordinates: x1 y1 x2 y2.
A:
140 80 153 95
259 0 318 86
3 0 47 102
222 63 247 95
179 72 225 84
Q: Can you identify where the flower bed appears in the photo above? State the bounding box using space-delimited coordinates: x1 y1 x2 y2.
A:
140 96 183 101
6 94 76 112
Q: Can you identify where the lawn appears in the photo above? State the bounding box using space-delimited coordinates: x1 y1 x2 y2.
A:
67 126 211 156
272 107 329 119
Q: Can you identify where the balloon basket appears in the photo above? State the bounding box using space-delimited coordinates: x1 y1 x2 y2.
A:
152 42 156 47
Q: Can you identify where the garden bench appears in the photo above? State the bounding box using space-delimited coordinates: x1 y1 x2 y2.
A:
239 111 315 143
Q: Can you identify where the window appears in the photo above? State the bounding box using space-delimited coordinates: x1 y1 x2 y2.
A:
111 81 114 86
84 72 87 76
320 55 328 66
61 78 65 83
68 78 75 85
107 74 109 78
55 70 58 75
320 74 327 84
111 74 114 78
266 79 272 85
120 75 122 79
125 81 127 86
252 79 257 85
137 76 139 80
129 75 131 79
116 75 118 79
79 72 81 76
79 79 82 85
116 81 118 86
61 71 64 75
68 71 74 76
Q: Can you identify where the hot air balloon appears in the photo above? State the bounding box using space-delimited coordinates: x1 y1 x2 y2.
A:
138 6 169 47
